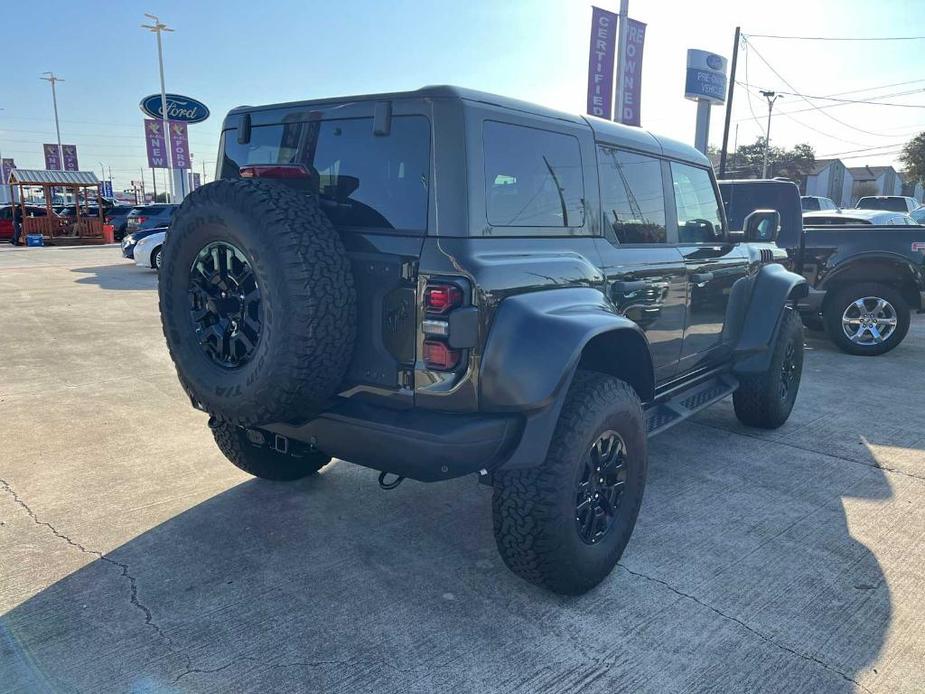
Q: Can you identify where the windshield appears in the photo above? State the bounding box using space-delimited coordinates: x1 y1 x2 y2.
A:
220 115 430 232
857 197 905 212
801 197 820 211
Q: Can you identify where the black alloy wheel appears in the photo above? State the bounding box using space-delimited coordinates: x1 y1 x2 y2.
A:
779 341 798 400
575 430 628 544
188 241 262 369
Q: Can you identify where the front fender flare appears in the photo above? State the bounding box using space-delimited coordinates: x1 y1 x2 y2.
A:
733 263 807 374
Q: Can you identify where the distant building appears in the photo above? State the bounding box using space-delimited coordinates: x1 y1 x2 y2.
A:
848 165 902 204
802 159 849 206
899 171 924 203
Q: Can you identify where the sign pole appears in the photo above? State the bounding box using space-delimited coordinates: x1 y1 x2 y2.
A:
718 27 740 178
694 99 711 154
142 15 175 201
613 0 629 123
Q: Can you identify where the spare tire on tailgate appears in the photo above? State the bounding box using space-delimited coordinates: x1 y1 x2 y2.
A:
158 178 356 425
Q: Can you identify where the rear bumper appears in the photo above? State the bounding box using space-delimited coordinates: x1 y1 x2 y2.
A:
263 400 523 482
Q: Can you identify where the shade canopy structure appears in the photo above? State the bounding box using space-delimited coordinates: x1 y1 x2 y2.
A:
7 169 105 244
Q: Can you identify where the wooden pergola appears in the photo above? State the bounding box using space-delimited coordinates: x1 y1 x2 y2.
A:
8 169 105 245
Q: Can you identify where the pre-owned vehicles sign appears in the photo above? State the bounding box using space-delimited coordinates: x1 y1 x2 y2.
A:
139 94 210 124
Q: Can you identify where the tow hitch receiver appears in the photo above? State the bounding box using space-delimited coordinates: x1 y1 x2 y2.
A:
378 471 405 490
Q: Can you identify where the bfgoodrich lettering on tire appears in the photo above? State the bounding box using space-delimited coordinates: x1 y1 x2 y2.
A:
491 371 647 595
158 178 356 425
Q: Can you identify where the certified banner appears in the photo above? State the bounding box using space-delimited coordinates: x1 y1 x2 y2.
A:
617 18 646 126
586 6 618 120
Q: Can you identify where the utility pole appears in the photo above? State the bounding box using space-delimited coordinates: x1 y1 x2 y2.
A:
40 72 65 169
141 13 174 201
760 90 782 178
718 27 740 178
613 0 630 123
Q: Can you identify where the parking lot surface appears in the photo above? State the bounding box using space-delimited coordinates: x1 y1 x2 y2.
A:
1 245 923 693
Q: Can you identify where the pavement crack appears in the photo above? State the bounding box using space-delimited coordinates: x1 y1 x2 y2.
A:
617 563 873 694
0 477 179 654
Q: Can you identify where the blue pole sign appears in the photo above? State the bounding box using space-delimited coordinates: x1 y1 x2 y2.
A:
139 94 210 124
684 50 728 105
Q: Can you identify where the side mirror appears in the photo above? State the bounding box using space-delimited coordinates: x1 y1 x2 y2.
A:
743 209 780 243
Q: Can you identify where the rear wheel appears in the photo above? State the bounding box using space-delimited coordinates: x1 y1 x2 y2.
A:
151 246 162 271
212 421 331 481
492 372 647 595
824 282 910 356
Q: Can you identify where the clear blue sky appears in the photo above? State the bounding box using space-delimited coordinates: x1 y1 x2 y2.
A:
2 0 924 192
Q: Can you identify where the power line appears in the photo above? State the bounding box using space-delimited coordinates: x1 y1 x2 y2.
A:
745 33 925 41
775 90 925 108
818 143 908 157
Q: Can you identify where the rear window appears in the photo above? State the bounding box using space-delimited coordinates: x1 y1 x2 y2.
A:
857 197 904 212
483 121 585 230
221 115 430 232
801 197 820 211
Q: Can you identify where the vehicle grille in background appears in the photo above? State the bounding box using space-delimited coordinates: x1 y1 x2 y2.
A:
760 249 774 264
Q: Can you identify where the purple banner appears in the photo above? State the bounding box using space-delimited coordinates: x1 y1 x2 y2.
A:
586 6 618 119
62 144 79 172
44 144 61 171
191 172 202 190
168 122 191 169
1 158 14 183
617 18 646 127
144 119 168 168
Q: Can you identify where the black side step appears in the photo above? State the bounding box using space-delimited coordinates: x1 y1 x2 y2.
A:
645 373 738 437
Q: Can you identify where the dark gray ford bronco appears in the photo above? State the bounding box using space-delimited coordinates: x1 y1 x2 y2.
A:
159 86 807 595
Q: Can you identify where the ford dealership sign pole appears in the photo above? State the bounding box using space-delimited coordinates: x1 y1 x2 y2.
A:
141 14 176 200
684 49 728 155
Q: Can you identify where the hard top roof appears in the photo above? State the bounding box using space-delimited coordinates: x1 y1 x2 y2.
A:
225 85 709 167
803 208 896 220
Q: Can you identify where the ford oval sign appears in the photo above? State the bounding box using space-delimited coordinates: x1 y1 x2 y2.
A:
706 53 723 70
139 94 210 124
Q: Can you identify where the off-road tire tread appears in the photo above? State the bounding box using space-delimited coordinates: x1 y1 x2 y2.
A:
212 422 330 481
159 178 356 425
492 373 645 595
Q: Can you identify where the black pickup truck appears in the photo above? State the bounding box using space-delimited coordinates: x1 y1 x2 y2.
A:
159 87 807 595
721 179 925 355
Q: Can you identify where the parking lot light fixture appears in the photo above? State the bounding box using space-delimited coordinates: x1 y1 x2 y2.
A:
141 13 175 201
40 73 65 169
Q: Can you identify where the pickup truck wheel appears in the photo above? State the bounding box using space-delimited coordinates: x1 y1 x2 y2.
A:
733 307 803 429
491 372 646 595
159 178 356 425
212 421 331 481
824 283 910 356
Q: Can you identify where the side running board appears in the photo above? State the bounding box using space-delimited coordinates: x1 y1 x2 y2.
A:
645 373 738 437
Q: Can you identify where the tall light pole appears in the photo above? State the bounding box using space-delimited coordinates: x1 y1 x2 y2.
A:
760 90 782 178
613 0 630 123
141 13 174 201
40 72 65 169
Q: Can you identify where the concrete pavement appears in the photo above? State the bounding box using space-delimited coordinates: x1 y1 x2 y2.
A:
1 245 923 693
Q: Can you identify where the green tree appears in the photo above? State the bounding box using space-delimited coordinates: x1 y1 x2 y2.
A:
899 132 925 185
727 137 815 180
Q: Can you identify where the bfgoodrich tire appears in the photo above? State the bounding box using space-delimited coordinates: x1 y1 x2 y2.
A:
159 178 356 425
824 282 910 356
212 421 331 481
492 371 647 595
733 307 804 429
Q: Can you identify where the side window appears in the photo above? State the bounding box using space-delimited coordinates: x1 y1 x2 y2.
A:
670 162 724 243
483 121 585 229
598 146 667 243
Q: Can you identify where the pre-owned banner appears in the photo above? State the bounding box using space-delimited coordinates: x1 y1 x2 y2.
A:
586 6 618 120
617 18 646 126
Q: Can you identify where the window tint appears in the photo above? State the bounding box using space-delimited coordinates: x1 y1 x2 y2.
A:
598 146 666 243
671 162 723 243
221 116 430 231
483 121 584 229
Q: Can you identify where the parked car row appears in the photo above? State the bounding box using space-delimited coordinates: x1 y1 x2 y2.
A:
2 202 179 244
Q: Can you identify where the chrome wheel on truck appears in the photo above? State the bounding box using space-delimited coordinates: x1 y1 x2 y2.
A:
841 296 898 346
825 282 910 356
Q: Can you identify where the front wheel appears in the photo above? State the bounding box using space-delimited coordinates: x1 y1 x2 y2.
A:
212 421 331 481
492 372 647 595
151 246 162 271
733 307 804 429
824 282 910 356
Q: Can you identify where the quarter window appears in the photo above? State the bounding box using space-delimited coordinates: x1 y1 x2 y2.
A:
598 146 667 244
483 121 585 229
671 162 724 243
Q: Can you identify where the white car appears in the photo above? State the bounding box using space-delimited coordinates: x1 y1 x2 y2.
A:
133 229 166 270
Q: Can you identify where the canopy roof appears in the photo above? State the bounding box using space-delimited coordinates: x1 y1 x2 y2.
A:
8 169 99 186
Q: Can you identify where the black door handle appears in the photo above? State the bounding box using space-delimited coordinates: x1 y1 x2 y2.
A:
613 280 647 298
690 272 714 287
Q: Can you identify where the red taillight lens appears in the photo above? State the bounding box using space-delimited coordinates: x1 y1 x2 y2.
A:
239 164 312 179
423 340 461 371
424 284 463 314
137 216 147 224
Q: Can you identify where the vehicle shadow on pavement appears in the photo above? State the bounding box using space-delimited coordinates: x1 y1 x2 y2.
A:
0 429 896 693
71 264 158 291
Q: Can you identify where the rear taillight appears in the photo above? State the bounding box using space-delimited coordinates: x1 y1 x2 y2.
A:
422 340 461 371
137 216 147 224
424 284 463 314
239 164 312 179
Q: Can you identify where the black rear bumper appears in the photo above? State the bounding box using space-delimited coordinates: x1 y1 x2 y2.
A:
263 400 522 482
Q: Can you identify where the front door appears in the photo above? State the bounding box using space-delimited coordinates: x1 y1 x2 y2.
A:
669 161 749 371
596 145 687 382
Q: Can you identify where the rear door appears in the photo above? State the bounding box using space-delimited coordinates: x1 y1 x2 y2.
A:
670 161 749 371
595 146 687 382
